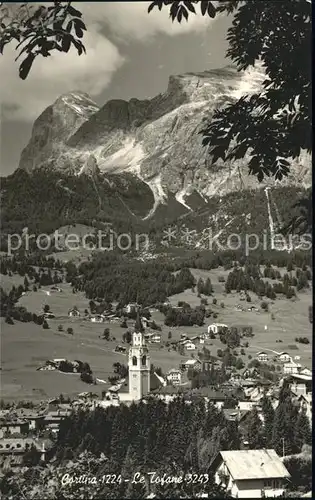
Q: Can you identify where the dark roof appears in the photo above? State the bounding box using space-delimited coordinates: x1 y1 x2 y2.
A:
223 409 249 421
189 387 227 400
151 385 186 396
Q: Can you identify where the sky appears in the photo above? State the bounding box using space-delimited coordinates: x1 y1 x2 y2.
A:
0 2 231 176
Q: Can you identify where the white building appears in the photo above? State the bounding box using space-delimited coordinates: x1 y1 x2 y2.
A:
278 352 291 363
68 308 80 317
297 393 312 425
287 373 312 397
208 323 228 335
283 361 301 375
213 449 290 498
144 333 161 343
125 303 139 314
256 352 269 363
90 315 104 323
181 359 202 371
299 367 312 377
182 340 196 350
166 369 182 386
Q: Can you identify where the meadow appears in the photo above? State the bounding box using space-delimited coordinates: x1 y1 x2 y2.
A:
0 266 312 402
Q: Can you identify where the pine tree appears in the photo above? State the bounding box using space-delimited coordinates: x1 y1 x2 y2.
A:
294 407 312 451
197 278 204 295
272 385 298 456
23 276 29 291
246 408 265 449
204 277 213 296
261 394 275 447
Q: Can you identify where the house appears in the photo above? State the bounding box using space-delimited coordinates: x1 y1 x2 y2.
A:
180 359 202 371
181 340 196 350
192 387 229 409
242 367 260 379
286 373 312 396
141 317 150 328
125 303 139 314
0 418 29 438
150 385 186 404
166 369 182 386
207 323 228 335
299 367 312 377
256 352 269 363
115 345 127 354
44 312 55 319
278 352 291 363
144 333 161 343
213 449 290 498
90 315 104 323
43 407 72 433
283 360 301 375
296 393 312 424
13 410 46 432
68 308 80 317
223 409 249 423
238 400 259 412
0 436 53 463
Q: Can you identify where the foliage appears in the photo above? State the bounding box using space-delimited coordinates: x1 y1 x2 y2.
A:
0 2 86 79
149 0 311 182
284 454 312 492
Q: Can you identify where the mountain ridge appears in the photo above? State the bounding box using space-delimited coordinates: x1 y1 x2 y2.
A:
17 64 311 217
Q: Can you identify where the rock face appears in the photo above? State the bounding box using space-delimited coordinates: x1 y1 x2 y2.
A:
19 92 99 173
18 65 311 213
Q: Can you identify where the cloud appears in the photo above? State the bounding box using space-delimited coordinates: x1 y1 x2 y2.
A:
80 1 213 41
0 15 124 121
0 1 215 121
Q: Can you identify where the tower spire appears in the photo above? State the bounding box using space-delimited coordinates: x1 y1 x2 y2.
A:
134 308 144 333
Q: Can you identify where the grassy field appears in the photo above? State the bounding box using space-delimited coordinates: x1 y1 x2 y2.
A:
1 266 312 402
174 267 312 366
1 283 201 402
0 273 25 292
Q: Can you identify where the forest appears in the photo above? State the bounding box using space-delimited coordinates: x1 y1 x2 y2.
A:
0 381 311 499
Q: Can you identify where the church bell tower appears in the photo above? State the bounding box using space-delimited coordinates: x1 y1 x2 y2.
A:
128 311 150 400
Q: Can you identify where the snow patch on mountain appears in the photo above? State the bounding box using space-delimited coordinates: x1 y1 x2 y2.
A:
142 174 168 220
61 93 99 116
176 188 193 210
98 138 146 174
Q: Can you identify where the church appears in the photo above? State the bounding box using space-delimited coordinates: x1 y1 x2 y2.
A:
109 313 165 404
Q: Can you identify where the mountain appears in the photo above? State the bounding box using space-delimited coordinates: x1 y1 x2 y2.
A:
19 92 100 174
1 64 311 255
18 64 311 217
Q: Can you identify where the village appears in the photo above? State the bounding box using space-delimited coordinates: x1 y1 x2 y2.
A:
0 257 313 499
0 301 312 498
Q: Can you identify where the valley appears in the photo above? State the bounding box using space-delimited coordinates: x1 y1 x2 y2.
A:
1 262 312 403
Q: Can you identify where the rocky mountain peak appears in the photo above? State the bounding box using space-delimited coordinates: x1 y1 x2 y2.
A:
19 91 99 173
17 63 310 217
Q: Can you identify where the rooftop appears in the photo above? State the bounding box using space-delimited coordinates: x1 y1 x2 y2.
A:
216 449 290 481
